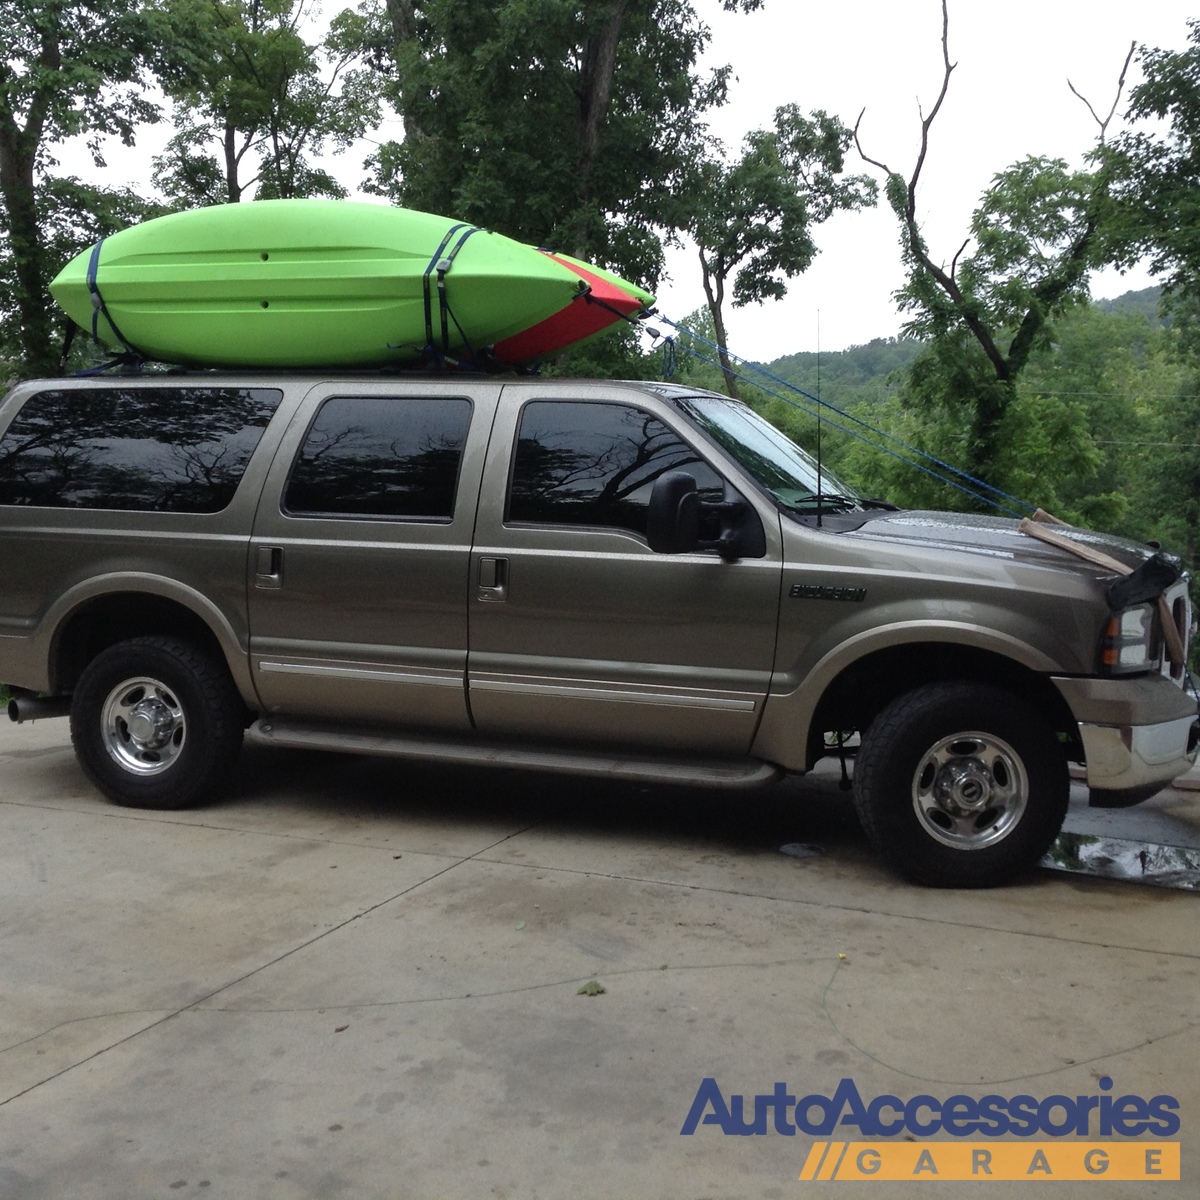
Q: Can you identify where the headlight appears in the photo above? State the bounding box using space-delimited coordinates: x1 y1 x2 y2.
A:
1099 604 1157 674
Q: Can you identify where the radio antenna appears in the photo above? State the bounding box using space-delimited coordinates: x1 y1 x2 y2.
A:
815 310 823 529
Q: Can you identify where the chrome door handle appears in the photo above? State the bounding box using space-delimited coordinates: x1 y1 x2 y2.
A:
477 556 508 602
255 545 283 589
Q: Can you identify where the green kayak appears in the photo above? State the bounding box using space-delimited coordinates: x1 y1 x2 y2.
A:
50 200 592 368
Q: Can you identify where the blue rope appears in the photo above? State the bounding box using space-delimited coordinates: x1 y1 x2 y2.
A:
72 353 145 376
656 329 1027 517
656 315 1036 516
660 335 677 379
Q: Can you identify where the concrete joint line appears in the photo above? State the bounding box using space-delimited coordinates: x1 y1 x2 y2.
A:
0 822 541 1110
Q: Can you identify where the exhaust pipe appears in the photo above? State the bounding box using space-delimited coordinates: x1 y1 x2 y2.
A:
7 694 72 723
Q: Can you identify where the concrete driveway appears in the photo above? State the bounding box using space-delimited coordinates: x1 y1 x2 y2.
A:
1 717 1197 1198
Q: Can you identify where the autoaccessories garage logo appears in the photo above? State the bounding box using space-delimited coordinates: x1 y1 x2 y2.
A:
681 1077 1181 1182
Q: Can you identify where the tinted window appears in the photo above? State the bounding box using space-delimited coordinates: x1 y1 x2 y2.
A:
0 387 282 512
285 396 472 520
508 401 724 535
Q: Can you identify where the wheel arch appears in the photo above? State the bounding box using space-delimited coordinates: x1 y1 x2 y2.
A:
754 626 1079 771
44 575 257 707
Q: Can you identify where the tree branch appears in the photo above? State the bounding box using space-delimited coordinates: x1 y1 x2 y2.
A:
1068 41 1135 144
852 107 892 177
950 236 970 281
908 0 956 223
854 0 1009 380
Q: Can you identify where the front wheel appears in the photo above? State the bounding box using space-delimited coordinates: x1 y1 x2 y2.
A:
852 682 1069 887
71 636 244 810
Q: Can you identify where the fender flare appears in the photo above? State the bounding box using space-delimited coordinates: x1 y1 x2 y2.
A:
753 620 1059 771
41 572 257 706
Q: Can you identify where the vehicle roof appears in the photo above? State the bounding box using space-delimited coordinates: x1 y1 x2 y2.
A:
6 372 724 401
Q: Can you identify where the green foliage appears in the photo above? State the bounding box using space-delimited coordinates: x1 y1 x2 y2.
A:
689 109 875 309
0 0 167 376
802 300 1195 575
0 178 170 374
362 0 747 288
1110 20 1200 298
538 322 661 382
769 337 923 392
153 0 381 205
877 149 1114 500
1094 286 1164 324
862 0 1118 501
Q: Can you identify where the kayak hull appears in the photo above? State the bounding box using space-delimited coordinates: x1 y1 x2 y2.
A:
492 252 654 364
50 201 590 368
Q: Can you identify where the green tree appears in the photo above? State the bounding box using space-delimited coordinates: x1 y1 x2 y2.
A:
0 0 166 376
1110 19 1200 303
153 0 381 206
685 105 875 398
855 0 1132 502
363 0 763 291
0 178 169 373
1099 20 1200 602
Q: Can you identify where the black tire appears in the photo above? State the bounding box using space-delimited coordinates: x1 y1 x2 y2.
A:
852 682 1069 888
70 635 243 810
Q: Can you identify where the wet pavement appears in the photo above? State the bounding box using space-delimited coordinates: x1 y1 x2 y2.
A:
1048 762 1200 890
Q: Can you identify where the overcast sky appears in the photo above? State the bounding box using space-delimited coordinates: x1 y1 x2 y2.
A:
64 0 1197 362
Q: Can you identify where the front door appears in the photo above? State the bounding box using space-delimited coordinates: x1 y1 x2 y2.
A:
467 386 782 754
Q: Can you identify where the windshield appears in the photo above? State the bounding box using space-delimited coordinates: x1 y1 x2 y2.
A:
672 394 860 513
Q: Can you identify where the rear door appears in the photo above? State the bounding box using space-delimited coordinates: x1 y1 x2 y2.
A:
466 384 782 753
248 379 499 728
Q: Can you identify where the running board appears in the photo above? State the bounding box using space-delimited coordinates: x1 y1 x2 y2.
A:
247 717 781 790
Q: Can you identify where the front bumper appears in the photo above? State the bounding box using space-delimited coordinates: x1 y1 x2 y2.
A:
1052 675 1200 807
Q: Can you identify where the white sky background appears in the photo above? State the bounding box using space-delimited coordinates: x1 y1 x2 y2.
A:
61 0 1197 361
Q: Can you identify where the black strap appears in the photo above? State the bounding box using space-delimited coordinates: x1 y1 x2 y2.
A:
60 318 78 372
85 239 142 359
583 287 648 323
421 223 480 355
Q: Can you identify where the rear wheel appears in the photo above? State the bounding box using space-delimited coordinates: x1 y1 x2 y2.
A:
71 636 243 809
853 682 1069 887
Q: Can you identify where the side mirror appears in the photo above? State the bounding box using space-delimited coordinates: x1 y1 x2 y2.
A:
647 471 700 553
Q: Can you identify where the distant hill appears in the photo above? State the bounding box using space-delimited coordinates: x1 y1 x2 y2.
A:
1094 285 1163 324
761 336 923 407
758 288 1166 405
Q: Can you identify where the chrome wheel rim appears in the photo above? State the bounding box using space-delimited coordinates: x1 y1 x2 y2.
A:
100 676 186 775
911 730 1027 850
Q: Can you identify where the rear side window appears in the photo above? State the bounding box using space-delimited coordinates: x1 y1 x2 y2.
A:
507 400 724 536
0 387 282 512
284 396 472 520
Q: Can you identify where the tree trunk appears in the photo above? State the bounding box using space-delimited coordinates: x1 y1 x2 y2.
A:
577 1 626 189
384 0 421 144
384 0 416 44
0 20 63 378
563 0 627 259
223 121 243 202
0 126 57 377
700 250 740 400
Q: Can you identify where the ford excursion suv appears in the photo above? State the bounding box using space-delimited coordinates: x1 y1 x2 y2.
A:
1 374 1196 886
